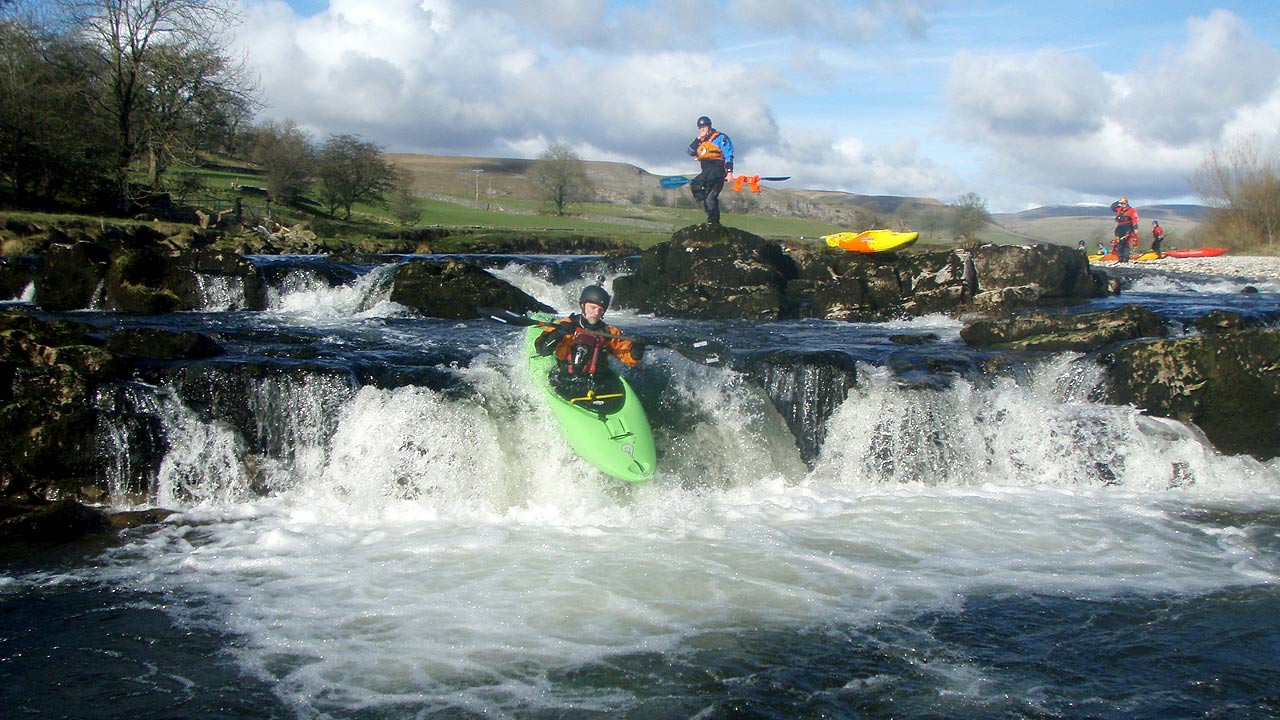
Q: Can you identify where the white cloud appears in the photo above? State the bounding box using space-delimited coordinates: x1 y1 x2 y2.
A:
235 0 780 165
1122 9 1280 146
942 9 1280 206
729 0 928 40
230 2 1279 212
948 49 1106 140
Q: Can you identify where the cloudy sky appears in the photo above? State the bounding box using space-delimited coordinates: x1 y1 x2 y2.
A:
231 1 1280 212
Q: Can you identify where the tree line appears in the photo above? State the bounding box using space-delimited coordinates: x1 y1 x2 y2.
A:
5 3 1273 245
0 0 411 223
1193 134 1279 251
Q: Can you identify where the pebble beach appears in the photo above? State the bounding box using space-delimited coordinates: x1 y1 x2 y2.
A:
1093 254 1280 284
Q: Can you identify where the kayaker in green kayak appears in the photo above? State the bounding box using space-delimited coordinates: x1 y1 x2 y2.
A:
533 285 646 400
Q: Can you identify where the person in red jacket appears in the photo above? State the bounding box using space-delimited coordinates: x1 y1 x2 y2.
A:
1150 220 1165 256
1111 197 1138 262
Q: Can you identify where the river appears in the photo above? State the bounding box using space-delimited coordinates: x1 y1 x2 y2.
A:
2 254 1279 719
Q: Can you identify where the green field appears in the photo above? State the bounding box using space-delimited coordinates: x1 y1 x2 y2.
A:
5 155 1047 253
168 160 913 249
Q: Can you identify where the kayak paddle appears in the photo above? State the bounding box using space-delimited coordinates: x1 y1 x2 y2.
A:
659 174 790 190
478 307 729 367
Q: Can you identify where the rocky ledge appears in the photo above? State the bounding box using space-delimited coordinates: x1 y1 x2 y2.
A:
958 305 1279 460
1 313 223 544
614 223 1109 320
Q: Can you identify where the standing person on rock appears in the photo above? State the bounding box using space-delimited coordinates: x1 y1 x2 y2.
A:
686 115 734 225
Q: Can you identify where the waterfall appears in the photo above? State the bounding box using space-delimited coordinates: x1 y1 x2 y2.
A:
487 261 633 313
193 273 249 311
266 263 400 317
811 353 1267 491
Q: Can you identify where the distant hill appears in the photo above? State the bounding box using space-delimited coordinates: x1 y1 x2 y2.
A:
386 152 1211 246
992 204 1211 247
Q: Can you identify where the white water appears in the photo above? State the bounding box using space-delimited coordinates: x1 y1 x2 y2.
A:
85 340 1280 716
487 261 626 314
266 263 404 319
62 262 1279 716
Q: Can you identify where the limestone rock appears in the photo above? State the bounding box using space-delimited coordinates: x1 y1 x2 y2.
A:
1111 328 1280 460
389 259 553 318
961 305 1167 351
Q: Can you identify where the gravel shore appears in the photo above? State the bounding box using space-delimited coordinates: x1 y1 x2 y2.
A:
1092 254 1280 284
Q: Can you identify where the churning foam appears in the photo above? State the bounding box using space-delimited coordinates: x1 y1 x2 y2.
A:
82 327 1280 717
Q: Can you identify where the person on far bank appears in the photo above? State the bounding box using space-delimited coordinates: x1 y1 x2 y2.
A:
1111 196 1138 262
687 115 734 225
1150 220 1164 256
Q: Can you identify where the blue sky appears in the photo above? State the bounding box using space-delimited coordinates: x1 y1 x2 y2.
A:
234 1 1280 212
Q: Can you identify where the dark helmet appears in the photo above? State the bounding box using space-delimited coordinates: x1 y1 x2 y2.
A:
579 285 610 309
696 115 712 128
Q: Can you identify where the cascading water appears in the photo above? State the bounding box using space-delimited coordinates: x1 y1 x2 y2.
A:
4 254 1280 720
486 258 631 313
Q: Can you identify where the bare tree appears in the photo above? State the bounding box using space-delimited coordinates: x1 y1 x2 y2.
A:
529 143 591 216
1191 134 1279 249
388 168 423 226
252 119 314 206
950 192 991 242
919 208 945 240
315 134 396 220
59 0 253 212
140 41 254 186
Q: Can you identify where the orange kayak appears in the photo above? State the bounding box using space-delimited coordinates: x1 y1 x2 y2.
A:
822 229 919 254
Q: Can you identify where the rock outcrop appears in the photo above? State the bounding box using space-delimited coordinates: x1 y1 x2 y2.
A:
961 305 1168 352
614 224 1109 320
390 259 553 318
1110 328 1280 460
737 351 860 467
0 313 232 498
1 314 127 500
616 224 797 319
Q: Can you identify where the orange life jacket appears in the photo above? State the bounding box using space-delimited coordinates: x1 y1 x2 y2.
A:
544 321 642 373
696 131 725 162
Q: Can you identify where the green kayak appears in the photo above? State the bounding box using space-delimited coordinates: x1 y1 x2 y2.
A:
525 316 656 483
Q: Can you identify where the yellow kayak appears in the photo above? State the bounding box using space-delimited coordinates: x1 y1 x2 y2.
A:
822 229 919 254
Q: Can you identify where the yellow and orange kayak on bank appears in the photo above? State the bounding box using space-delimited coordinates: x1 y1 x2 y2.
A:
822 229 919 255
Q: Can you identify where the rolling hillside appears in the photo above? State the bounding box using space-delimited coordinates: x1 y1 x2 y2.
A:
386 153 1211 247
992 204 1212 248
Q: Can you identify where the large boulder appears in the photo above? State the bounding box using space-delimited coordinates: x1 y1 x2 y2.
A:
0 498 110 544
0 313 127 499
1110 328 1280 460
616 227 1110 321
390 259 553 318
961 305 1167 351
35 241 111 310
967 243 1106 300
614 223 798 319
105 246 268 313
